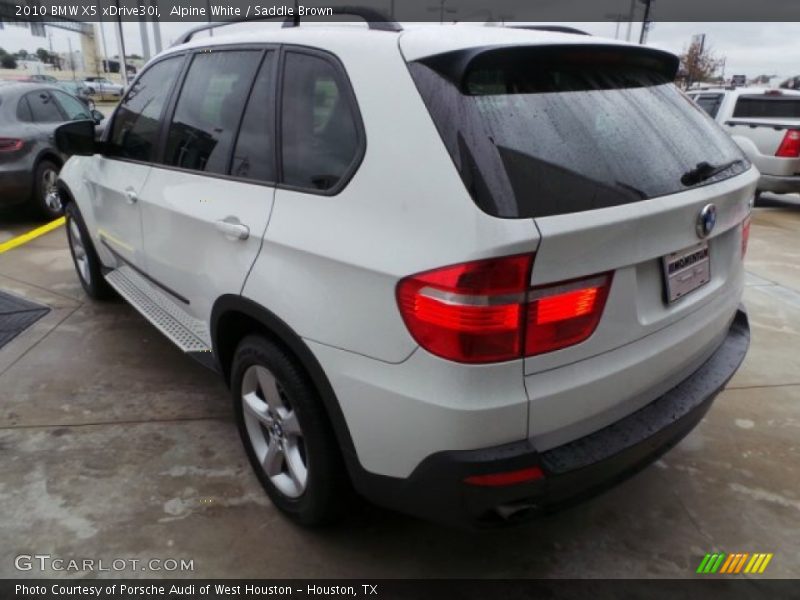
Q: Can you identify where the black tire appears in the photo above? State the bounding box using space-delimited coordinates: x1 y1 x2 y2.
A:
32 159 63 220
231 335 351 526
64 202 116 301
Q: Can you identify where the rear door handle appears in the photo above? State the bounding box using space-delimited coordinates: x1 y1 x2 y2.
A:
124 188 138 204
215 218 250 241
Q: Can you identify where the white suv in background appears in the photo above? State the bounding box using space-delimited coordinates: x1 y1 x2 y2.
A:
54 17 754 527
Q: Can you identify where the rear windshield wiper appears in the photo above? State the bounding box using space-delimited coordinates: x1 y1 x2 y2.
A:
681 159 744 187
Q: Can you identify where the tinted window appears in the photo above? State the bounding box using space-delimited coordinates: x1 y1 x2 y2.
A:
409 48 747 218
733 95 800 119
231 53 276 182
25 91 64 122
694 93 723 118
16 97 33 122
164 51 262 175
52 90 91 120
109 57 182 162
281 52 360 191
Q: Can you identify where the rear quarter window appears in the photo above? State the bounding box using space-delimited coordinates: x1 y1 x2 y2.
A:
694 93 724 118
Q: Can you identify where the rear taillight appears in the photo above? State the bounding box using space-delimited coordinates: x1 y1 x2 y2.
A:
396 255 612 364
776 130 800 158
525 275 612 356
0 138 24 153
741 216 751 259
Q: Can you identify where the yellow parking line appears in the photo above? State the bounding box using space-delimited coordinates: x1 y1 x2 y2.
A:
0 217 66 255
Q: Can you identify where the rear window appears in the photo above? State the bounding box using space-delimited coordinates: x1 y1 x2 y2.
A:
409 46 748 218
733 95 800 119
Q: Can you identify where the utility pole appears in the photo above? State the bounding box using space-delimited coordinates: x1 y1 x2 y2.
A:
139 17 151 61
151 0 163 53
67 36 74 79
428 0 457 24
625 0 636 41
47 31 57 70
605 13 627 40
97 21 109 75
638 0 653 44
114 0 129 88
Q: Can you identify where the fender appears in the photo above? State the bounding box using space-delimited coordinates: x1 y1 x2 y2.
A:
210 294 360 468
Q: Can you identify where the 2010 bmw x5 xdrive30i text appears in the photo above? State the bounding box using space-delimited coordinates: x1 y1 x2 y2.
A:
54 17 754 527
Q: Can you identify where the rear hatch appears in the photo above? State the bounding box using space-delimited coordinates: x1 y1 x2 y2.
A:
404 31 757 446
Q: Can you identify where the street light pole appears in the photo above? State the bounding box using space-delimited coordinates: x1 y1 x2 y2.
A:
638 0 653 44
114 0 129 88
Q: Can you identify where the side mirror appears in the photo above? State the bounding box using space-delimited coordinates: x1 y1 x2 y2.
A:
55 120 96 156
91 109 104 124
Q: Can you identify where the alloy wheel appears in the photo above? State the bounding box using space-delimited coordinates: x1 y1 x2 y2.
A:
42 169 58 202
67 218 90 284
241 364 309 498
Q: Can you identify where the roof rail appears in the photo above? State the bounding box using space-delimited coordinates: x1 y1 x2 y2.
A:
176 16 290 45
175 5 401 45
306 6 402 32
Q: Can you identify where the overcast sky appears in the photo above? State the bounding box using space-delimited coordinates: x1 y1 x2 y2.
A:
1 21 798 79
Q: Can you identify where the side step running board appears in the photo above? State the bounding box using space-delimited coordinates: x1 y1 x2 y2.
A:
104 266 212 354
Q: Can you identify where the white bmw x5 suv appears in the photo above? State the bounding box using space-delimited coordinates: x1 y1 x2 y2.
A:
54 16 754 527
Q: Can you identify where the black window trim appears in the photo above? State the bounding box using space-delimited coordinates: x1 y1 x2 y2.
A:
226 49 277 183
275 44 366 197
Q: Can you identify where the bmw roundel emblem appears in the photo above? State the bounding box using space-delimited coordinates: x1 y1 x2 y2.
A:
696 203 717 238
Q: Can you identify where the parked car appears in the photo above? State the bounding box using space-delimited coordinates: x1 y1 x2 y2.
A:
56 80 96 110
0 82 103 219
24 74 59 84
55 21 754 527
82 76 124 97
687 87 800 198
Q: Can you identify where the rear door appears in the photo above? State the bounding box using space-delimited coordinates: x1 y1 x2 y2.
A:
83 56 184 268
139 47 277 325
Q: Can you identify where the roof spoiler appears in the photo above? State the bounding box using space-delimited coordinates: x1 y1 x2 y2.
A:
418 44 680 92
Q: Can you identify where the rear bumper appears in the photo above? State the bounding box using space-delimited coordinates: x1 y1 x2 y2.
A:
758 174 800 194
353 308 750 527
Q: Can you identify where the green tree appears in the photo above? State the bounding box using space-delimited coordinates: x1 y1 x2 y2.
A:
1 55 18 69
0 47 7 57
18 49 28 59
35 48 50 64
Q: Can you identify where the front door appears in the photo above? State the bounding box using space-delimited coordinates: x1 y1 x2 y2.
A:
140 47 278 324
86 55 185 268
